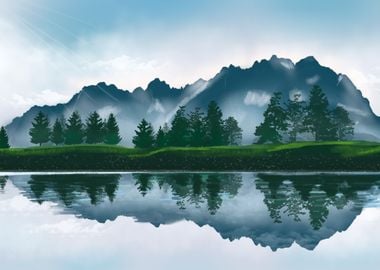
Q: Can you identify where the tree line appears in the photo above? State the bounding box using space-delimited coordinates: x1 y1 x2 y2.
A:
29 111 122 146
255 85 355 143
132 101 243 148
0 85 357 149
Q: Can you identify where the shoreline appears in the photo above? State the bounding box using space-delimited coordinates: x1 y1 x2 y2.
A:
1 141 380 172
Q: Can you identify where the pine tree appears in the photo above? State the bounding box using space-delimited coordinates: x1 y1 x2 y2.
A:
64 111 84 145
133 119 155 148
223 116 242 145
255 92 287 144
188 107 206 147
304 86 335 141
29 111 50 146
168 106 189 146
50 118 65 145
154 126 167 148
0 126 10 148
104 113 122 145
286 93 306 142
332 106 354 140
205 101 224 146
85 111 104 144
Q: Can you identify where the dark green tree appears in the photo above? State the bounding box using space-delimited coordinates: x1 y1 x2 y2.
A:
205 101 224 146
304 86 335 141
332 106 354 141
64 111 84 145
254 92 287 144
223 116 243 145
0 126 10 148
85 111 104 144
29 111 50 146
286 93 306 142
104 113 122 145
155 126 167 148
188 107 206 147
132 119 155 148
50 118 65 145
168 106 189 146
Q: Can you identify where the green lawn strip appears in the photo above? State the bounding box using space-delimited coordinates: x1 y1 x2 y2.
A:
1 141 378 158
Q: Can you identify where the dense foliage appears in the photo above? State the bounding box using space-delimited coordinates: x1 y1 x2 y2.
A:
28 111 122 146
255 85 355 144
132 101 243 148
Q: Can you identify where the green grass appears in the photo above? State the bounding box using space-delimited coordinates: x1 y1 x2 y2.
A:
1 141 380 171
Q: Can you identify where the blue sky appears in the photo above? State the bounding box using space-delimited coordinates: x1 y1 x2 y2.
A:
0 0 380 124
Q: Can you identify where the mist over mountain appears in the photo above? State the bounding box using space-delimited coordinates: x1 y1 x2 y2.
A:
6 55 380 146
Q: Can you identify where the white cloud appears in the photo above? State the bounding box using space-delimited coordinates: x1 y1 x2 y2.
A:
97 106 121 119
148 99 165 114
280 59 295 70
1 0 380 129
289 89 305 101
306 75 320 85
337 103 368 117
244 91 271 107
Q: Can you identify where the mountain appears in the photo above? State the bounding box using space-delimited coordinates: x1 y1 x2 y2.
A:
6 55 380 146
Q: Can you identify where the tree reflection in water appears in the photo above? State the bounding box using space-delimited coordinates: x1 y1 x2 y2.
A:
133 173 242 214
0 176 7 191
255 174 380 230
28 174 120 206
7 172 380 251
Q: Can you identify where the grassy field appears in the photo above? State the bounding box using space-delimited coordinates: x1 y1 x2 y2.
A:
1 141 380 171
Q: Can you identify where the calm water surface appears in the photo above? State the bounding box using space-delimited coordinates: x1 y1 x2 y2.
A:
0 172 380 270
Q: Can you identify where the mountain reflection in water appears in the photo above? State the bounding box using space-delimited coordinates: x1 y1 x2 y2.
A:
5 172 380 251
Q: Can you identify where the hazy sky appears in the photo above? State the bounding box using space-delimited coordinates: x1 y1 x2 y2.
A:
0 0 380 125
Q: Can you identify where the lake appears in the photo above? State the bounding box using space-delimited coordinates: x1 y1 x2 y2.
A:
0 172 380 269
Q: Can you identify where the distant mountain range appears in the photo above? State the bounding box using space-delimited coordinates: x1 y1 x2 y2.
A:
6 55 380 146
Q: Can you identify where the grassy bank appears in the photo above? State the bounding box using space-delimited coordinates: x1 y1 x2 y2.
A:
1 141 380 171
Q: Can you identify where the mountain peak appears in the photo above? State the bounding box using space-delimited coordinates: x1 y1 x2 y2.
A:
146 78 171 91
270 55 279 61
297 56 320 65
268 55 295 70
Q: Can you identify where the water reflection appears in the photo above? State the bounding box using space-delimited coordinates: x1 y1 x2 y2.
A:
256 174 380 230
28 174 120 206
7 173 380 251
0 176 7 191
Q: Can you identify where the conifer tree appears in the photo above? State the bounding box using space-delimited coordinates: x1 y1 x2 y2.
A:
304 86 335 141
50 118 65 145
286 93 306 142
255 92 287 144
0 126 10 148
85 111 104 144
188 107 206 147
29 111 50 146
223 116 242 145
64 111 84 145
104 113 122 145
168 106 189 146
205 101 224 146
154 126 167 148
133 119 155 148
332 106 354 140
